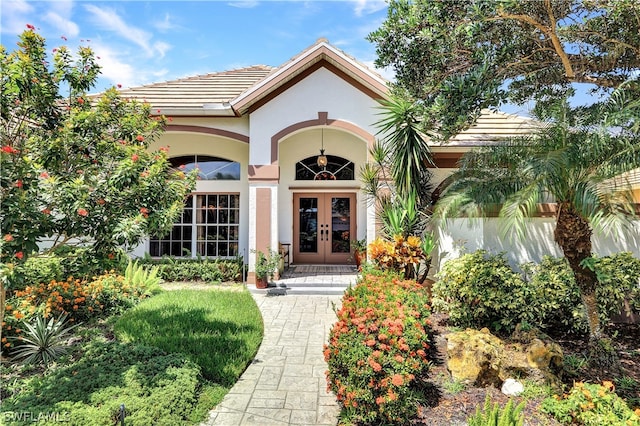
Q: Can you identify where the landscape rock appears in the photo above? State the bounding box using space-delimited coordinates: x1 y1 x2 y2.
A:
501 378 524 396
446 328 564 389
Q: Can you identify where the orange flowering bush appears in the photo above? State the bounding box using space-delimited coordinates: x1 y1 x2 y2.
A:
368 235 428 281
324 272 432 424
2 272 151 354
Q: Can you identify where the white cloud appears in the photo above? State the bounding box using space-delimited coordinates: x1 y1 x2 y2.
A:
44 0 79 37
153 13 178 32
228 1 259 9
44 11 80 38
153 41 172 59
353 0 387 17
91 42 137 89
91 41 173 90
1 0 35 34
83 4 170 58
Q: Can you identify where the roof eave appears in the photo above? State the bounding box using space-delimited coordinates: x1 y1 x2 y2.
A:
231 41 388 115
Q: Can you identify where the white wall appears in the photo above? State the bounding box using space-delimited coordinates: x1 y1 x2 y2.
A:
435 217 640 273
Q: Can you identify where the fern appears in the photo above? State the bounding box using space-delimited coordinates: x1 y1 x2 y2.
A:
467 394 525 426
124 259 161 292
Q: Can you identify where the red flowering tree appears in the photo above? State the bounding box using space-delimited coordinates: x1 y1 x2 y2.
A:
0 27 196 342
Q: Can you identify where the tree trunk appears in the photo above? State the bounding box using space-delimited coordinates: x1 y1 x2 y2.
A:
553 203 620 369
553 203 601 339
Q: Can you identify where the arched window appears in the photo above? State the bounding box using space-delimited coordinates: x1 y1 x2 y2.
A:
170 155 240 180
295 155 354 180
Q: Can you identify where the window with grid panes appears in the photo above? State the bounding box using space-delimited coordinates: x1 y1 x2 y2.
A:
149 194 240 257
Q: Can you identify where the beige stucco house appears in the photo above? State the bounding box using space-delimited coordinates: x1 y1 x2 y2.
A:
124 39 640 282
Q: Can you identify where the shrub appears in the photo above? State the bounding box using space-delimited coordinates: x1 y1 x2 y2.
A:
541 381 640 425
434 250 640 334
10 256 64 292
467 394 525 426
432 250 532 332
526 252 640 333
10 272 151 324
367 234 431 282
139 256 242 283
324 273 432 425
10 314 77 365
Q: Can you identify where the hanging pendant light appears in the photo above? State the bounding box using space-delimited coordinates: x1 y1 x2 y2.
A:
317 127 328 169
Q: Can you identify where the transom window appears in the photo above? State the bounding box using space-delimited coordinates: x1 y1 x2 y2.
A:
149 193 240 258
170 155 240 180
295 155 354 180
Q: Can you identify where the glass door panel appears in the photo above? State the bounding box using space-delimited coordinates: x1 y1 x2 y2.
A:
299 197 318 253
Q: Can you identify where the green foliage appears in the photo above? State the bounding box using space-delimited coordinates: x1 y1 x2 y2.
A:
324 273 432 425
526 253 640 333
541 381 640 426
139 256 242 283
253 249 281 281
124 259 161 294
467 394 525 426
368 0 640 139
10 314 77 366
434 250 640 334
1 341 203 426
432 250 532 332
0 27 196 267
114 289 263 385
10 256 64 292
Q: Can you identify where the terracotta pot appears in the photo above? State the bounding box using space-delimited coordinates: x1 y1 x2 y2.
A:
255 277 268 289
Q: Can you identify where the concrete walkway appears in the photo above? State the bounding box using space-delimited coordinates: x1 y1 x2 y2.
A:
202 266 358 426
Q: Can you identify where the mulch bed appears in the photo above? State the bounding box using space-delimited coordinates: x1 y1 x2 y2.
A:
412 313 640 425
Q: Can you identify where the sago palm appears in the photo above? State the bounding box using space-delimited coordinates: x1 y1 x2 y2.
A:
435 95 640 363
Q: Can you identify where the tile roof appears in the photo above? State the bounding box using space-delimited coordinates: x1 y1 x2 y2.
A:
118 65 275 115
447 110 542 145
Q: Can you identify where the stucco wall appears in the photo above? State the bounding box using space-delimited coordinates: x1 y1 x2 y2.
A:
435 217 640 274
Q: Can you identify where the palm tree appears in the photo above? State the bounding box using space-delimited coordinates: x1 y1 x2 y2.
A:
434 94 640 364
361 94 435 236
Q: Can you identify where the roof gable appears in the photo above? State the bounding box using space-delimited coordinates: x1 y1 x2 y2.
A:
231 39 389 115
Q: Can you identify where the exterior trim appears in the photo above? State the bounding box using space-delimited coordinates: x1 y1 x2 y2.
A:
248 165 280 182
166 124 249 143
270 111 375 164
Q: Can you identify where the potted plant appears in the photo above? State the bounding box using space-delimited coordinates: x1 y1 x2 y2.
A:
254 249 282 289
350 238 367 269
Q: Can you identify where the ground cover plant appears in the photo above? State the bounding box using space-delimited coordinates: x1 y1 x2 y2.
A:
324 271 432 425
1 286 263 425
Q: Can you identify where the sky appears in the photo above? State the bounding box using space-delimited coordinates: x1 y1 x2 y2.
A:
1 0 392 93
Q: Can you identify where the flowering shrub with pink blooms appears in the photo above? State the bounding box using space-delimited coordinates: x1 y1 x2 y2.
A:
324 271 432 424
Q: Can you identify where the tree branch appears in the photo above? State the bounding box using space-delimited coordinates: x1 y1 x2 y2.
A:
497 2 576 79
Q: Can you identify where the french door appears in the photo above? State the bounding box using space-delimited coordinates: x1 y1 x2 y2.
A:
293 193 356 264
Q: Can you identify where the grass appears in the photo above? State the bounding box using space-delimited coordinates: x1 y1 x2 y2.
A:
114 289 263 386
1 287 263 425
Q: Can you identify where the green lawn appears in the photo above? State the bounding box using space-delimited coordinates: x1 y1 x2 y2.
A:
1 288 263 426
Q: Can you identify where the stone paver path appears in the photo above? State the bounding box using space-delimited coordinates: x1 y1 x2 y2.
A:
201 293 344 426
